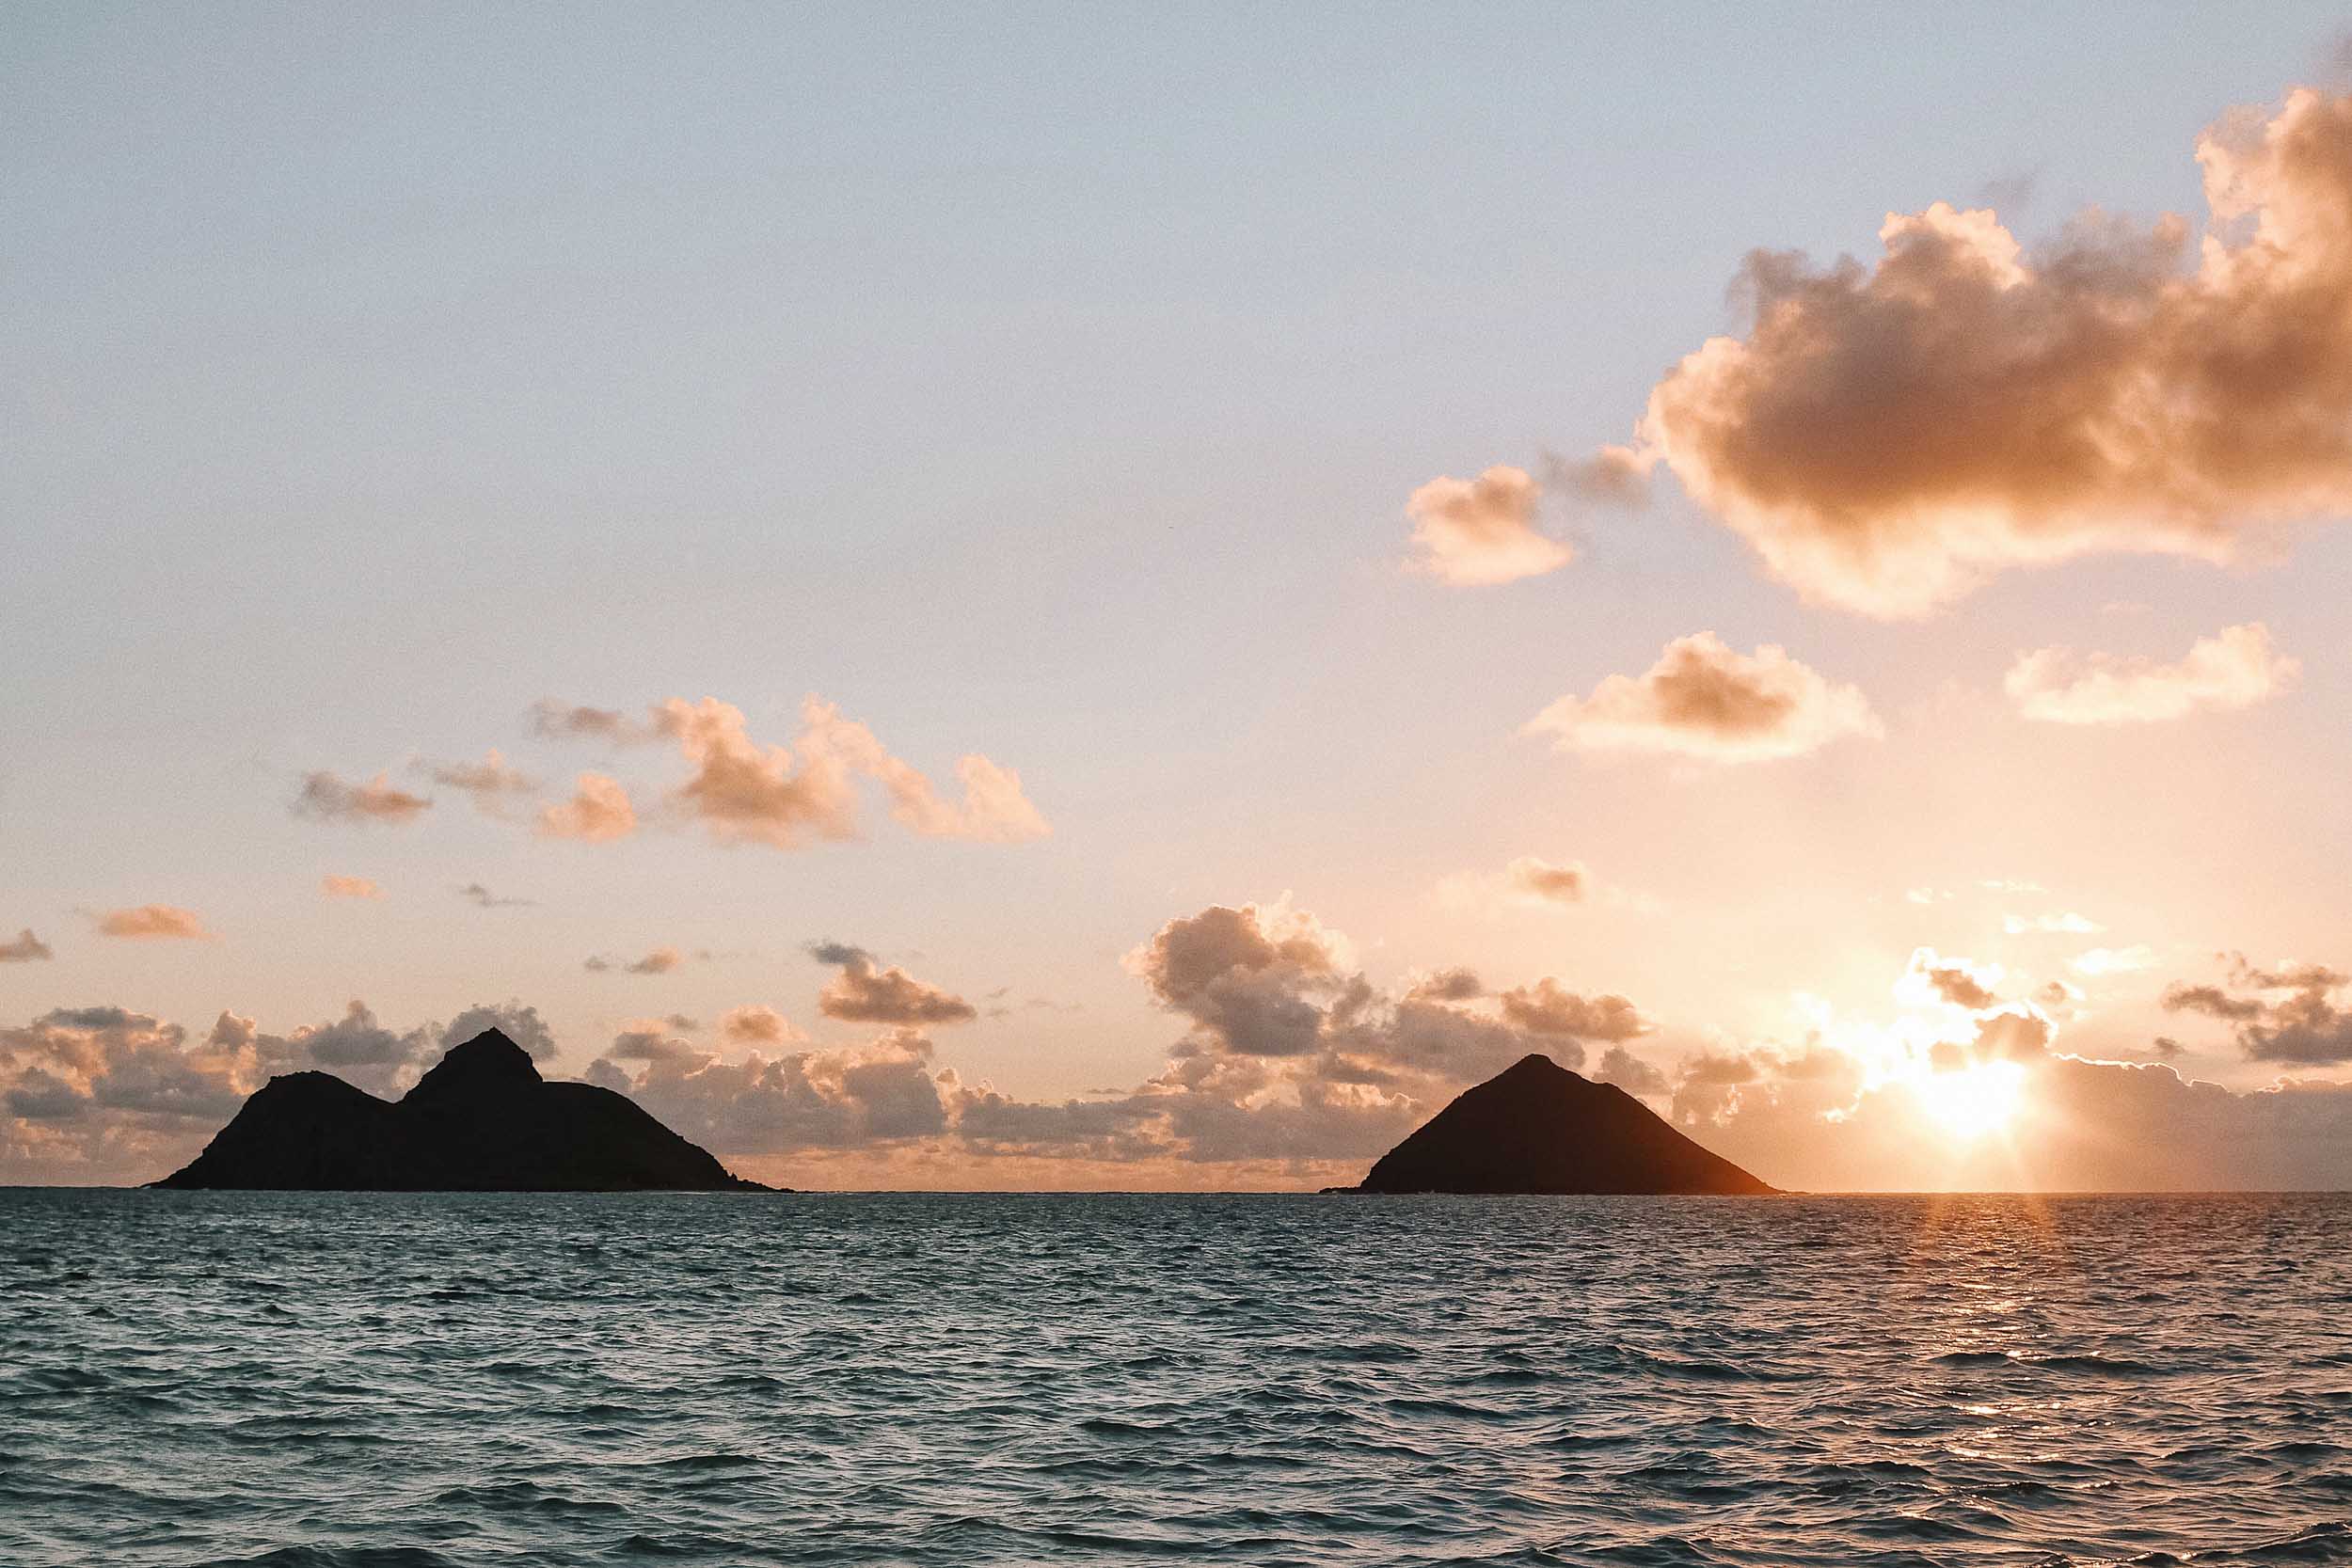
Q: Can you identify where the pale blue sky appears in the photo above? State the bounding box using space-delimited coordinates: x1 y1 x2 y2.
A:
8 5 2352 1184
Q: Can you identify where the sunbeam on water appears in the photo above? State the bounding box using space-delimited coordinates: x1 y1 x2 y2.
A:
2 1190 2348 1567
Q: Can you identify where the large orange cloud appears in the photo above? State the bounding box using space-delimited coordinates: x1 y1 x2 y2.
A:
1571 88 2352 614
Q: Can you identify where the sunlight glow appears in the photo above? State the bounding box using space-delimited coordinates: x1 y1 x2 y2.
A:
1914 1060 2028 1142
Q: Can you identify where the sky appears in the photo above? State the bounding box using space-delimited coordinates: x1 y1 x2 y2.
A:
8 4 2352 1190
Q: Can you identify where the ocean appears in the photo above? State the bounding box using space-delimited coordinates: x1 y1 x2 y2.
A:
3 1190 2347 1566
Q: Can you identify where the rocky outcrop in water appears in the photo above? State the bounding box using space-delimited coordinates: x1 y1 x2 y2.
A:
1338 1052 1776 1195
153 1028 770 1191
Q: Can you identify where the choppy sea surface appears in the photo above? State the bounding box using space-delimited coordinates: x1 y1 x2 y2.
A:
3 1193 2350 1567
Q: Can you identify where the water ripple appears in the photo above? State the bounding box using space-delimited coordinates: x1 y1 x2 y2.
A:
1 1191 2348 1565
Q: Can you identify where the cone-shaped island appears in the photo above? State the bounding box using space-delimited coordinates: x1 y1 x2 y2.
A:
153 1027 769 1191
1338 1052 1775 1195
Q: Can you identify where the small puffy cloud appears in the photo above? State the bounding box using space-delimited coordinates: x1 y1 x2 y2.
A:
1126 901 1346 1058
294 771 432 825
586 946 684 976
1585 89 2352 616
1404 967 1484 1004
605 1024 702 1066
1903 948 1999 1011
811 942 977 1025
1439 857 1661 918
422 751 537 815
787 702 1051 844
457 882 532 909
2072 945 2156 976
537 773 637 843
2006 624 2298 724
720 1005 805 1047
1524 632 1880 763
1405 465 1572 586
95 905 211 941
639 696 1049 849
1504 857 1589 904
1496 979 1650 1041
321 876 382 900
0 929 53 962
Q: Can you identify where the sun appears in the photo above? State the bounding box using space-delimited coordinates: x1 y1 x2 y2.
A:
1914 1060 2027 1141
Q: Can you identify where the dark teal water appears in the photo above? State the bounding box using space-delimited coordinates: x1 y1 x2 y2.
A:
3 1192 2349 1567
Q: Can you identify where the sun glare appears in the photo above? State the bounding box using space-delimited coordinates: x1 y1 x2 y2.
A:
1915 1060 2027 1141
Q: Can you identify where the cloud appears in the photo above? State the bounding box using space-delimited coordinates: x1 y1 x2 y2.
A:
2072 945 2155 976
320 876 382 900
537 773 637 842
2 1008 248 1151
720 1005 805 1046
1496 979 1650 1041
421 751 536 814
1579 87 2352 615
1128 899 1649 1088
294 771 432 825
2006 624 2298 724
1405 967 1484 1004
95 905 211 941
632 696 1049 849
2004 911 2102 935
590 1031 953 1155
529 700 648 741
0 929 53 962
1404 465 1572 586
810 943 977 1025
1126 901 1346 1057
0 997 580 1180
1592 1044 1669 1098
1905 948 1999 1010
1523 632 1880 763
2164 956 2352 1063
457 882 532 909
585 945 684 976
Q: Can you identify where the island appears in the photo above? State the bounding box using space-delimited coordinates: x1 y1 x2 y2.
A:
1335 1052 1776 1195
151 1026 771 1191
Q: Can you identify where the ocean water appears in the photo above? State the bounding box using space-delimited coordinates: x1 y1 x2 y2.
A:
3 1193 2349 1567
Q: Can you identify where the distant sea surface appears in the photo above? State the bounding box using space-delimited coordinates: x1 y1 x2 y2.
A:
4 1193 2350 1567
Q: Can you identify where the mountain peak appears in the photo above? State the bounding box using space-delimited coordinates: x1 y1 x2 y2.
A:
153 1022 769 1191
404 1027 540 1101
1341 1052 1776 1196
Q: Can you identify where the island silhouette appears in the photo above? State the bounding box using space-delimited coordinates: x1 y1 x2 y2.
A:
153 1027 770 1191
1336 1053 1776 1195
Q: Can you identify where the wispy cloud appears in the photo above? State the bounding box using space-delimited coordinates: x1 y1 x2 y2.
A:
2006 624 2297 724
94 905 211 940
